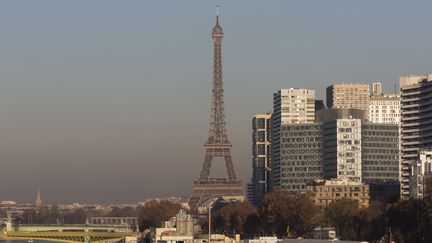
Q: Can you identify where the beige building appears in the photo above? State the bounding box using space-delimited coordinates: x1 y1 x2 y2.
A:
273 88 315 125
369 81 400 125
326 83 370 118
307 179 370 208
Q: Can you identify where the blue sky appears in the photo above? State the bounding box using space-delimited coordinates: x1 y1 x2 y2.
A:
0 0 431 203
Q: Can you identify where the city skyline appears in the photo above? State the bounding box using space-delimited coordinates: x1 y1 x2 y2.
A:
1 1 432 203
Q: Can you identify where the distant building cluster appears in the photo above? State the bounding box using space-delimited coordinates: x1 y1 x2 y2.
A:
248 75 432 206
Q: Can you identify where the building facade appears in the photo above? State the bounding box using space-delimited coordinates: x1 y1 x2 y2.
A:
270 107 400 193
410 149 432 199
361 123 400 183
271 88 315 191
326 83 370 118
369 93 401 124
372 82 383 95
323 119 362 183
307 179 370 208
400 74 432 198
250 113 272 205
273 88 316 125
272 123 324 191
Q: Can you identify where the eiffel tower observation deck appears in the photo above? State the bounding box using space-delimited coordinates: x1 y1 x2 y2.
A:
188 8 244 213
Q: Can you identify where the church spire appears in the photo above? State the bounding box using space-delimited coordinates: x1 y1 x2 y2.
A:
35 185 42 207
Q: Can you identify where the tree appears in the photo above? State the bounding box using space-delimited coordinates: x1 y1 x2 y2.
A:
108 206 137 217
0 209 6 218
137 200 182 232
64 208 87 224
423 177 432 216
48 205 60 224
211 201 258 238
386 199 432 243
21 209 38 224
323 198 359 240
260 189 320 238
357 200 386 242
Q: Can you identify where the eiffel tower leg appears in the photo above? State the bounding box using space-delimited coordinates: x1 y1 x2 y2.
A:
223 149 237 181
199 149 213 181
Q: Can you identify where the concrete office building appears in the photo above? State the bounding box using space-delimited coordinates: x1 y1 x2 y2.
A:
250 113 272 205
326 83 370 117
271 88 315 191
272 123 324 191
400 74 432 198
361 123 400 183
319 109 399 184
410 149 432 199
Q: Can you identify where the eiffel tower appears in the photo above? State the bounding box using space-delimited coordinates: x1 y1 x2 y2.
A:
188 8 244 213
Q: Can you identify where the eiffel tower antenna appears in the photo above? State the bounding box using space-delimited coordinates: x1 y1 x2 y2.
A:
189 7 243 213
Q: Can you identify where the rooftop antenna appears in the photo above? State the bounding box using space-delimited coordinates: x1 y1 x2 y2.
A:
216 5 219 23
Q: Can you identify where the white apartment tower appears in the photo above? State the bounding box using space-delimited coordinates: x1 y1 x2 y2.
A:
410 149 432 199
369 82 401 124
372 82 383 95
273 88 316 125
271 88 315 189
323 118 363 183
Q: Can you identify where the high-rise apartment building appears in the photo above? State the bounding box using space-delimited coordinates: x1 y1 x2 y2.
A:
361 123 400 183
369 93 401 124
326 83 370 118
250 113 272 205
271 88 315 192
410 149 432 199
372 82 383 95
400 74 432 198
272 123 324 191
323 118 363 183
273 88 316 125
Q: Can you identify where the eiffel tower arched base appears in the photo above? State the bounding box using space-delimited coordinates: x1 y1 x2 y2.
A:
189 179 244 213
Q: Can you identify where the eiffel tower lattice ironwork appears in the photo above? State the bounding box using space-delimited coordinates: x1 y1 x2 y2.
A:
189 8 243 213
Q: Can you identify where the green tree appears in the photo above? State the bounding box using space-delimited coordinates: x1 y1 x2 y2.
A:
137 200 182 232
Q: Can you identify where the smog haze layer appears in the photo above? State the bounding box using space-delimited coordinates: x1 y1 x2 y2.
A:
0 0 431 203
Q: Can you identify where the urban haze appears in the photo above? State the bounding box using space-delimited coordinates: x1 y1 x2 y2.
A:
0 0 432 204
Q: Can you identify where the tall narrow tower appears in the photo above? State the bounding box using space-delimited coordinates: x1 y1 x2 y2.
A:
35 185 42 208
189 8 244 213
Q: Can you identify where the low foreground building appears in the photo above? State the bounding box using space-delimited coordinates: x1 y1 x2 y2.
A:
307 179 370 208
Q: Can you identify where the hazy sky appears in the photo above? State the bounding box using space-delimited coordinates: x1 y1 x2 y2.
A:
0 0 431 203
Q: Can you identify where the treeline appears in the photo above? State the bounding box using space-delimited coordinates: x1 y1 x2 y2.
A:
13 205 138 225
205 188 432 243
137 200 182 232
16 206 88 225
